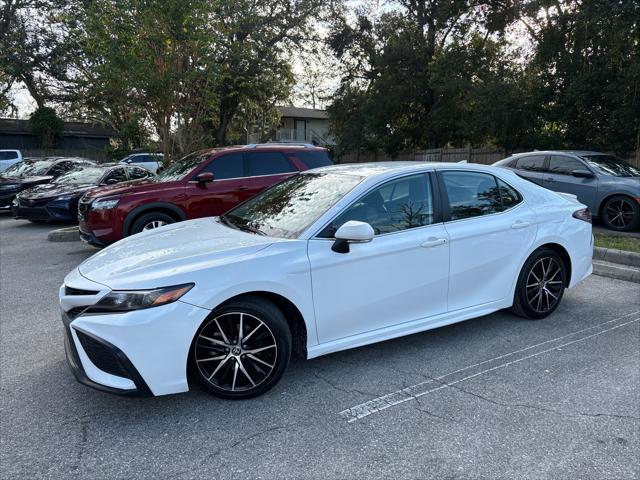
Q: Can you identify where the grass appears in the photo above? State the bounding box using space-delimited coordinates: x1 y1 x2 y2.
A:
594 232 640 253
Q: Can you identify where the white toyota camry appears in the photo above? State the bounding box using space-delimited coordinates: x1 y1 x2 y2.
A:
60 162 593 398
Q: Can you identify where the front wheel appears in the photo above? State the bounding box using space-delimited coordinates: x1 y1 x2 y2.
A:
511 248 566 320
129 212 175 235
192 297 291 399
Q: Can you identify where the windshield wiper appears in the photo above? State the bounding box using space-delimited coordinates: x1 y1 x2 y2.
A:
220 215 266 235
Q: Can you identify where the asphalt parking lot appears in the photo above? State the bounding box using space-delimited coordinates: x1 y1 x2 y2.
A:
1 214 639 480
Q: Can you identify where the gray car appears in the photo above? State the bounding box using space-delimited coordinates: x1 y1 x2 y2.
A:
493 151 640 231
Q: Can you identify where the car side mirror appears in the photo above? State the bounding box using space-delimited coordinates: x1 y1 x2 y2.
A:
196 172 214 184
105 178 119 185
332 221 375 254
571 169 594 178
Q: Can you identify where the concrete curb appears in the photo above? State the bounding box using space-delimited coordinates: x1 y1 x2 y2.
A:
593 246 640 268
48 226 80 242
593 260 640 284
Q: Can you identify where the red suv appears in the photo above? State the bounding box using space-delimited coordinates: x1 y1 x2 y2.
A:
78 144 332 246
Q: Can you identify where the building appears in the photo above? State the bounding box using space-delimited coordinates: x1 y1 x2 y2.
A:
249 107 334 146
0 118 115 151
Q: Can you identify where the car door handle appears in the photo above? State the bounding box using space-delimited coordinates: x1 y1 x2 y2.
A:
421 237 447 248
237 186 248 191
511 221 531 229
545 177 554 182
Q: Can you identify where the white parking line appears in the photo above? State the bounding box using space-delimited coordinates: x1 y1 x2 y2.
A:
339 311 640 423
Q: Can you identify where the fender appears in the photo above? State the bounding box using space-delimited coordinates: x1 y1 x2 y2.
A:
123 202 188 235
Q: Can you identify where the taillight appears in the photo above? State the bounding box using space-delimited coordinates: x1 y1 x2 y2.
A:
572 208 592 223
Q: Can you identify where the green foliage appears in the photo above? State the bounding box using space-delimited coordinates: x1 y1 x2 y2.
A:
328 0 640 156
29 106 63 148
67 0 322 158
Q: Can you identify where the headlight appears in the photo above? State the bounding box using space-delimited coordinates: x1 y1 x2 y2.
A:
0 184 18 191
54 194 73 201
85 283 194 313
92 197 120 210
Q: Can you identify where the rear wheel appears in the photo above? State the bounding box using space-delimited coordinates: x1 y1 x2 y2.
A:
601 195 640 232
192 297 291 399
130 211 175 235
511 248 566 320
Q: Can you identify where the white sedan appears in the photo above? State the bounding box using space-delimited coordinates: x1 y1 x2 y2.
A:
59 162 593 398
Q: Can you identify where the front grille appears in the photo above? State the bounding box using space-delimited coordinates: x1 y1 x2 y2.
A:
19 197 49 208
65 286 99 296
75 330 130 379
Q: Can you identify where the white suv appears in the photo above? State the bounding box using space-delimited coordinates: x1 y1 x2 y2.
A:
119 153 164 173
0 150 23 172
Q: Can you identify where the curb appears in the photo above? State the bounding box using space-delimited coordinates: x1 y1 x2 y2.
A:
593 260 640 284
593 246 640 268
48 226 80 242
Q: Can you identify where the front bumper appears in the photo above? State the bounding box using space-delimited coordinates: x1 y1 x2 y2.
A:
12 199 76 222
60 275 210 396
0 192 18 209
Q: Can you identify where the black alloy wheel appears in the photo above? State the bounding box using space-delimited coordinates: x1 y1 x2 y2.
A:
192 297 291 399
602 195 640 232
512 248 566 320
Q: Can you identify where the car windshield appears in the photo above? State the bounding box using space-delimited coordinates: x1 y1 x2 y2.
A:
581 155 640 177
1 160 54 178
221 173 364 238
54 167 105 185
152 152 209 182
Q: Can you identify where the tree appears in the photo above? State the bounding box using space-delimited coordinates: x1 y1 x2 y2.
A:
67 0 323 159
29 106 63 148
523 0 640 154
326 0 523 154
0 0 76 110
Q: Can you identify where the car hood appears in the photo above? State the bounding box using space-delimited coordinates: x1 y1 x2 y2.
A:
0 175 53 186
78 217 282 289
19 182 95 199
81 178 174 200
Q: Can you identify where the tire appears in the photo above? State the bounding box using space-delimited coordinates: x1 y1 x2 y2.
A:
601 195 640 232
511 248 566 320
129 211 175 235
191 297 292 399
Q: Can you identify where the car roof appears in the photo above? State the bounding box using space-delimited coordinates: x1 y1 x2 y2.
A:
512 150 606 157
194 143 328 156
306 161 500 178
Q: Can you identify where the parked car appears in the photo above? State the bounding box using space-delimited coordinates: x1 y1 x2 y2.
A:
119 153 165 173
0 157 95 212
494 151 640 231
78 144 333 246
0 149 23 172
12 163 153 223
60 162 592 398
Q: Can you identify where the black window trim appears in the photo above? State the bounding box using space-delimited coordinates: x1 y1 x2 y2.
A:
436 169 524 224
311 170 443 240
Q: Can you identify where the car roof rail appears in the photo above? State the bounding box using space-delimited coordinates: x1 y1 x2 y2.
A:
244 143 317 149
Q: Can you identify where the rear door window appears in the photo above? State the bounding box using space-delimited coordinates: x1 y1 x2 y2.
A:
442 171 521 220
247 152 297 177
